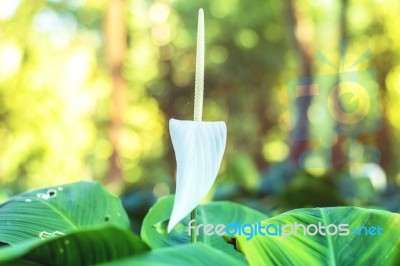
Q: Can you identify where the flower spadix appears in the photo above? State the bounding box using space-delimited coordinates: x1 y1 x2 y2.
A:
167 9 227 232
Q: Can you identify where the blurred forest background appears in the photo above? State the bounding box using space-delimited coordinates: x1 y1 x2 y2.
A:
1 0 400 229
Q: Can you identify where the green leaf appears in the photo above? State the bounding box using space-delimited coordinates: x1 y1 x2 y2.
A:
0 182 130 245
100 243 247 266
0 226 149 266
236 207 400 266
141 195 267 261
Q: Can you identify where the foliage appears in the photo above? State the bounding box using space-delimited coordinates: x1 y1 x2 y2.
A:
0 227 149 266
236 207 400 265
0 182 399 265
140 195 266 261
0 182 129 245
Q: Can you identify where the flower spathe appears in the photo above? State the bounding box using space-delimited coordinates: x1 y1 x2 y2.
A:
167 118 227 232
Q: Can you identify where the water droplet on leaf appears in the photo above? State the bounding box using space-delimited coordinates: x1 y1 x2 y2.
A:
36 193 49 200
47 189 57 198
39 231 65 239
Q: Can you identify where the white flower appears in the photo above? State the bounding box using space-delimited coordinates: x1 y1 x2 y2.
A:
167 118 227 232
167 9 226 232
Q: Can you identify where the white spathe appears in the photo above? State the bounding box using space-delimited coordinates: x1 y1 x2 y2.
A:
167 118 227 232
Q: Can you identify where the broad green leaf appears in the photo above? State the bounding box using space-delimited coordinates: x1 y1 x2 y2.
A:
0 182 130 245
141 195 266 261
100 243 247 266
0 226 149 266
236 207 400 266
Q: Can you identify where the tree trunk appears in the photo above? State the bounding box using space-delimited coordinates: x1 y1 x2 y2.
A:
104 0 127 184
331 0 349 168
283 0 314 164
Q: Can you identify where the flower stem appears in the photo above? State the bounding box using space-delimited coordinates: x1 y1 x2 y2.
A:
190 208 197 243
191 8 204 244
